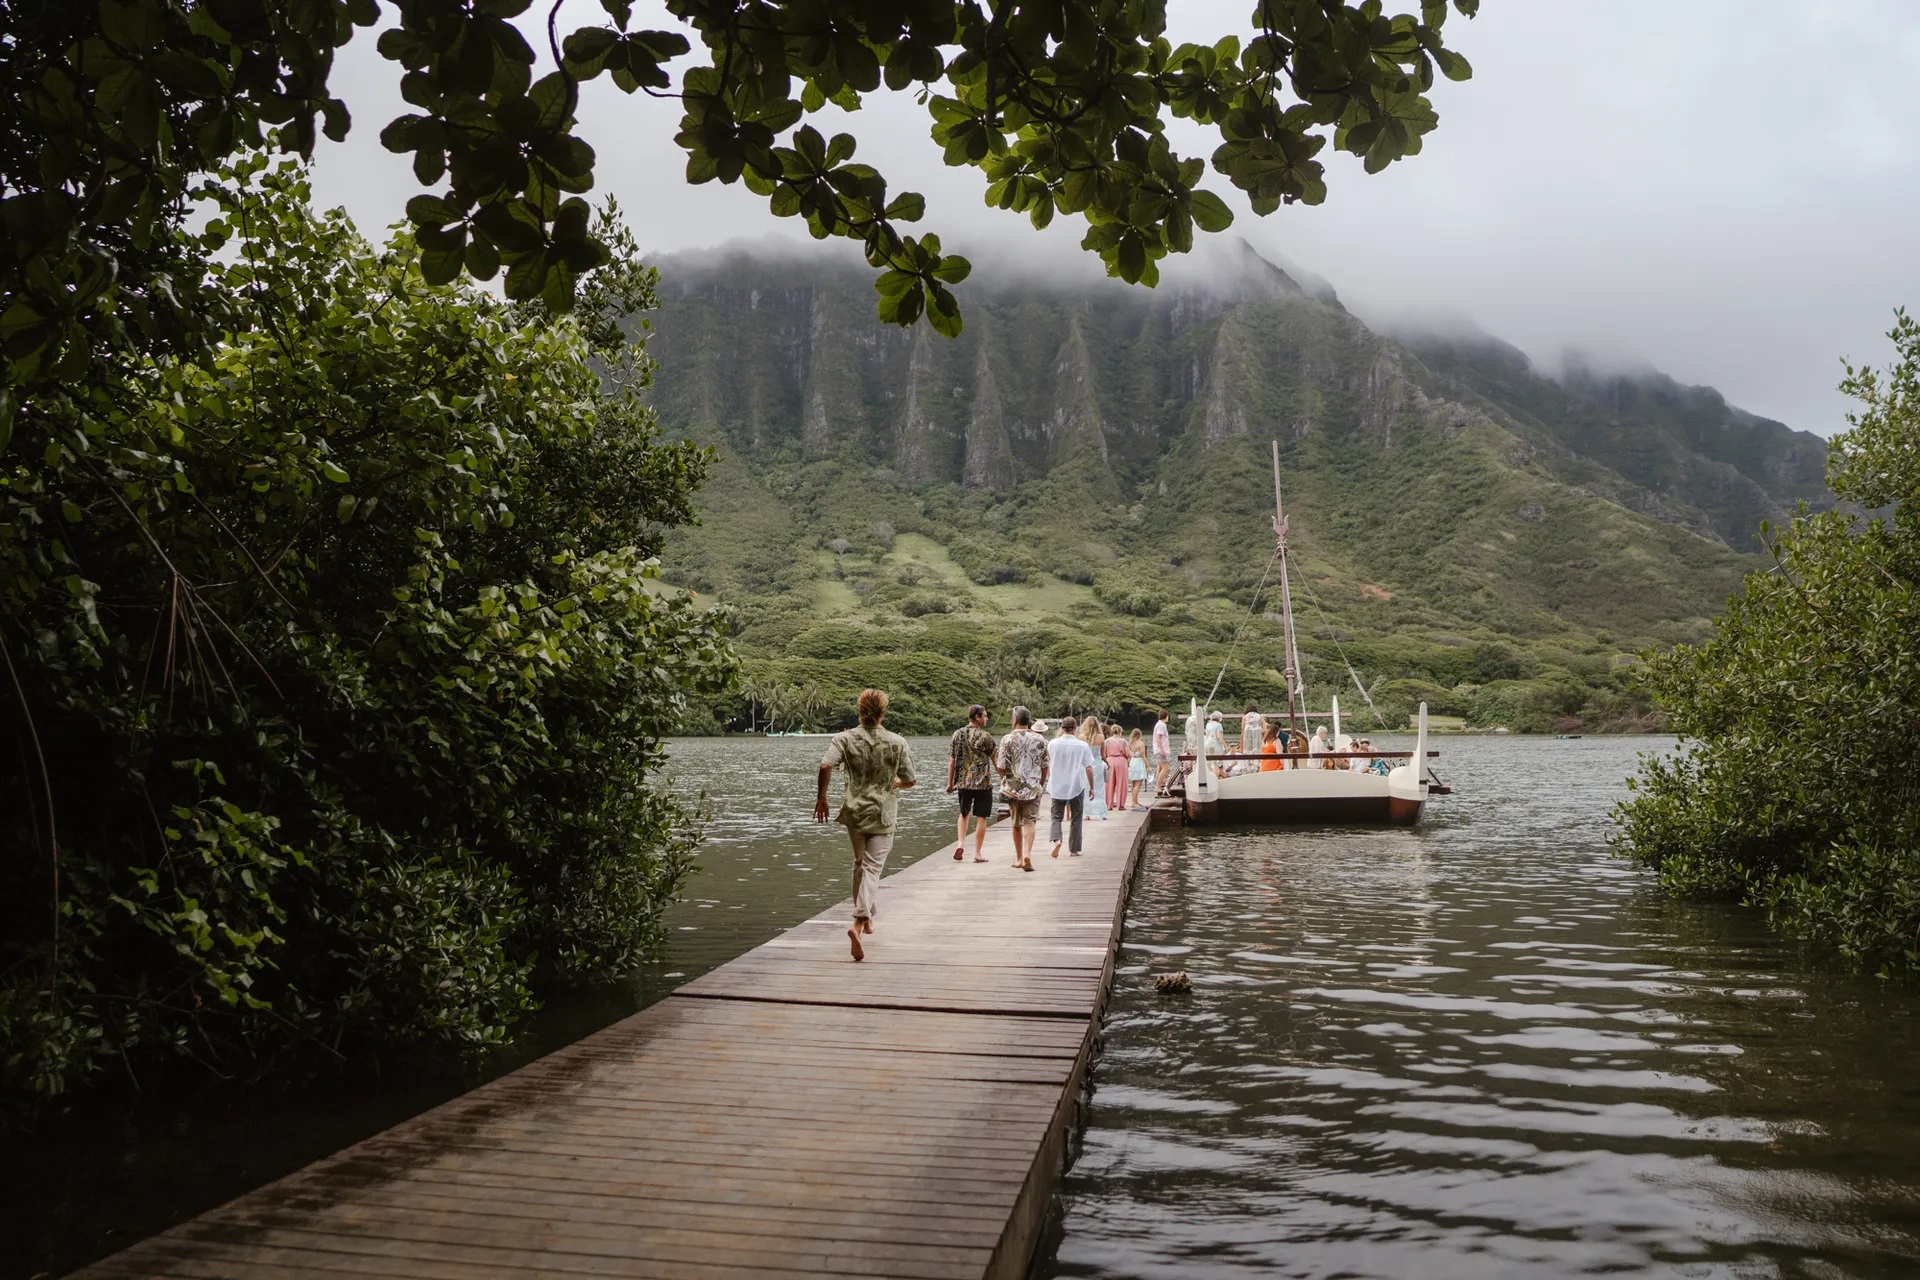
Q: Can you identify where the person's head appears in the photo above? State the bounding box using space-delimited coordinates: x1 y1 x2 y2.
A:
1314 724 1328 739
1011 705 1032 728
967 704 987 727
1264 721 1281 743
856 687 888 726
1060 715 1078 735
1208 711 1223 724
1154 707 1167 722
1245 703 1258 714
1129 727 1144 747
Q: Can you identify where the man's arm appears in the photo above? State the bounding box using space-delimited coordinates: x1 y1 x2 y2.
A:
814 764 833 822
946 741 957 792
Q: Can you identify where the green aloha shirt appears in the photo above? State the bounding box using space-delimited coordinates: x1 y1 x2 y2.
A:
822 724 918 835
949 724 998 791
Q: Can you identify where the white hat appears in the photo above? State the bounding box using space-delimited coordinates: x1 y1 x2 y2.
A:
1208 711 1223 721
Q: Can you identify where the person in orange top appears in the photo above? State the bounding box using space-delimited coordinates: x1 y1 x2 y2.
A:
1259 721 1285 771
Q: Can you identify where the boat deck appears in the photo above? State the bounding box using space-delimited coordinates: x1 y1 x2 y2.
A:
71 807 1153 1280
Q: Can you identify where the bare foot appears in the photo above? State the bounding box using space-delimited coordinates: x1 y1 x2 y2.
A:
1050 843 1061 859
974 855 989 863
848 927 864 961
861 918 874 934
1021 860 1035 872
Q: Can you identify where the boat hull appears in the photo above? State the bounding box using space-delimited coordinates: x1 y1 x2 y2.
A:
1183 765 1427 828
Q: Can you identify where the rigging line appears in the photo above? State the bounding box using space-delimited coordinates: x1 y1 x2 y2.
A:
1290 572 1391 729
1201 544 1283 716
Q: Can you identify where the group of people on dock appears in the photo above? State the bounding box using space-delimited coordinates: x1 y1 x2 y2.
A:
813 691 1393 961
947 704 1158 870
812 690 1170 961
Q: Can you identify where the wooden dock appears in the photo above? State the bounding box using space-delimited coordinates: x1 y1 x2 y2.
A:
73 805 1154 1279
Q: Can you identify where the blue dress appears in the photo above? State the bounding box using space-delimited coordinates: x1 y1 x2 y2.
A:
1087 757 1109 819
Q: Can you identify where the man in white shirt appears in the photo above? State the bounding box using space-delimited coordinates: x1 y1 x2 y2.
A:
1150 708 1173 794
1045 715 1098 858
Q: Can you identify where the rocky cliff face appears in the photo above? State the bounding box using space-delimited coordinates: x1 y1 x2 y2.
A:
646 245 1831 556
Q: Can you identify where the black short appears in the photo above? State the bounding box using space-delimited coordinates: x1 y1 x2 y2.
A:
956 787 993 818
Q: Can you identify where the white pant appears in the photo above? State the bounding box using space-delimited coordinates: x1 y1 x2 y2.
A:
848 830 894 920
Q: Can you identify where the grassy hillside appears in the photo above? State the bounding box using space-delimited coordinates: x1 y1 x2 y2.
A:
642 246 1828 736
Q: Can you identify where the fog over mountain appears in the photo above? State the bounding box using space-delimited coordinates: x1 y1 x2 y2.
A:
639 241 1840 734
311 3 1920 439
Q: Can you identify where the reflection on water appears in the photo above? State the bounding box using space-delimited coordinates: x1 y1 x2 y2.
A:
1047 736 1920 1279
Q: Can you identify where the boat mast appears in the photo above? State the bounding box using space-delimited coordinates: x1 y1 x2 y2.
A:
1271 440 1302 740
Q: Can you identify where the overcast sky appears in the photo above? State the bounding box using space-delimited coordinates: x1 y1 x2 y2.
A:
313 2 1920 436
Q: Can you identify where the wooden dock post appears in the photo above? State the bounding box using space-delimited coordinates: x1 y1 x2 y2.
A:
71 805 1154 1279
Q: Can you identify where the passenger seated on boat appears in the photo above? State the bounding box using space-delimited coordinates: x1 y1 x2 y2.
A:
1259 721 1284 771
1348 736 1371 773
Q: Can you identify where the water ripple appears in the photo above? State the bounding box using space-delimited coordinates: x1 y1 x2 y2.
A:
1048 736 1920 1279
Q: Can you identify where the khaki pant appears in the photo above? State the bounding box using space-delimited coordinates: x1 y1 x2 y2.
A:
848 830 894 920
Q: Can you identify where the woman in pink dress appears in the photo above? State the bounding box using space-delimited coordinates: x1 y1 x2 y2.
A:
1102 725 1131 811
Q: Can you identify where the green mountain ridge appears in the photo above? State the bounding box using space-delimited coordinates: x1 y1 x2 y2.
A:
642 243 1832 735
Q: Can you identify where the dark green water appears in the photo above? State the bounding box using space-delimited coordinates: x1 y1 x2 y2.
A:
1044 736 1920 1279
7 736 1919 1278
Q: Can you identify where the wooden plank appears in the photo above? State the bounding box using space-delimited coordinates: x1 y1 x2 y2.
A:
71 806 1153 1280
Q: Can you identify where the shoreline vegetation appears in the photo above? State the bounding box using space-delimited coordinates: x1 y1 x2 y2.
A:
1617 311 1920 981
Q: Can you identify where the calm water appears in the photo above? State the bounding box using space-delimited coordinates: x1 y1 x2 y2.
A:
8 736 1920 1278
1045 736 1920 1279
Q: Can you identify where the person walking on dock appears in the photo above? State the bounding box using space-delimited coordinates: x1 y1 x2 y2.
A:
1126 727 1149 809
1046 716 1098 859
1103 722 1131 811
995 705 1047 872
1083 717 1110 821
947 704 997 863
814 688 917 961
1151 708 1172 794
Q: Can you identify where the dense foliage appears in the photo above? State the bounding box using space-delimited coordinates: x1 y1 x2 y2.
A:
0 163 732 1098
1617 312 1920 977
5 0 1477 394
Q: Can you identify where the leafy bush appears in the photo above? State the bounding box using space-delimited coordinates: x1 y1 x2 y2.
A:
0 165 734 1098
743 652 990 734
1616 312 1920 977
1093 571 1168 617
949 536 1031 584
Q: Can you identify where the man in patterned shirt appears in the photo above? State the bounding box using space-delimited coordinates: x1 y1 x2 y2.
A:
814 688 918 961
947 704 997 863
994 705 1048 873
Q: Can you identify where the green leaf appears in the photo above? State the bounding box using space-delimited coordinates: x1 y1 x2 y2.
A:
1189 189 1234 233
883 191 925 222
